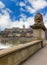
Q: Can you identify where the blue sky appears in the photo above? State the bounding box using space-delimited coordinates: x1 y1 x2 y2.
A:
0 0 47 30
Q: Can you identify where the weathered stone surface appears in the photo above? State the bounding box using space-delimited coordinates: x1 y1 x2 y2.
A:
30 13 46 31
21 45 47 65
0 40 42 65
30 13 46 47
34 13 43 25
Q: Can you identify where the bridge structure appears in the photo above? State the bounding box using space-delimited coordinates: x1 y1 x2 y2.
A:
0 13 47 65
21 41 47 65
0 40 45 65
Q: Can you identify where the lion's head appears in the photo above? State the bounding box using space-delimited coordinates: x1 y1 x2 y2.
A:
34 13 43 24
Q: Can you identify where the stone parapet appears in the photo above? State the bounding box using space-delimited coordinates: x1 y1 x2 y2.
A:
0 40 42 65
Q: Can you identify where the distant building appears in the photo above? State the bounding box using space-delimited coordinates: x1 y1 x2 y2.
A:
0 27 33 43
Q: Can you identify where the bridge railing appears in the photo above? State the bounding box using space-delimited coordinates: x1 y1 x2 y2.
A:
0 40 43 65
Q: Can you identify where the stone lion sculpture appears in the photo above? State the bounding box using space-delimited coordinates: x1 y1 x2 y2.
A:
34 13 44 26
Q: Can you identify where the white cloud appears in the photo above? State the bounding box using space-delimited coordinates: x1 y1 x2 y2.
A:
43 13 47 28
19 2 25 7
44 22 47 28
26 0 47 13
0 1 5 9
26 6 36 13
31 0 47 10
0 12 11 30
19 16 34 28
24 17 34 28
20 0 47 13
0 1 12 14
0 1 12 30
6 8 12 13
20 14 27 21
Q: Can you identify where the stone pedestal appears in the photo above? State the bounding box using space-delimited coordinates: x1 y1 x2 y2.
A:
33 29 45 39
33 29 46 47
31 25 46 47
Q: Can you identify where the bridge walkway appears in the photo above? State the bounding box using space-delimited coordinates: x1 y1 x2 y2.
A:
21 45 47 65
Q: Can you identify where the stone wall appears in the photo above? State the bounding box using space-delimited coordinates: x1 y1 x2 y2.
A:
0 40 42 65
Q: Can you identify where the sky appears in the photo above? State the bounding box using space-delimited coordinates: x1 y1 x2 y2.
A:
0 0 47 30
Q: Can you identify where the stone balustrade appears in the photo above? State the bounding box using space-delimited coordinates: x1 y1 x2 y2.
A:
0 40 43 65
